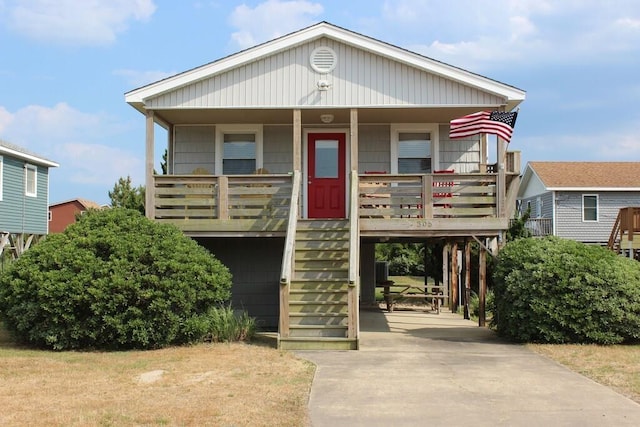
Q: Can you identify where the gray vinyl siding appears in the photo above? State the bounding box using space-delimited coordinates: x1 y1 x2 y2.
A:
519 191 552 218
147 37 506 109
438 124 480 173
173 125 216 174
359 125 390 173
263 125 293 173
0 155 49 234
198 237 283 331
555 191 640 244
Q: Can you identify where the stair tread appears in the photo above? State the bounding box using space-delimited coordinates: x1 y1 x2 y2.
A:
289 324 348 329
289 301 347 305
280 337 355 341
289 312 347 317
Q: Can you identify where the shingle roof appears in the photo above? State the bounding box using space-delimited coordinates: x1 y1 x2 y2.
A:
0 139 59 167
529 162 640 189
49 198 104 209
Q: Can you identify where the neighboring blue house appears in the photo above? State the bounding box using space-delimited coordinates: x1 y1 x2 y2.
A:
0 139 59 258
518 161 640 245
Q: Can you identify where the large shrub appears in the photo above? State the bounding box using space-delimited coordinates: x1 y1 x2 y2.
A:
0 208 232 350
493 237 640 344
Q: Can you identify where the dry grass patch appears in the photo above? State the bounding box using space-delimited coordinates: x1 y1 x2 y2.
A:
529 343 640 403
0 329 314 426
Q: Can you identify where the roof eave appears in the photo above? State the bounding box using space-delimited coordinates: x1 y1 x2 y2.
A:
0 146 59 168
547 187 640 192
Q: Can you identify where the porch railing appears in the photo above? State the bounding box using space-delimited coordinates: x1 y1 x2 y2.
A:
153 173 294 222
358 173 499 219
523 218 553 237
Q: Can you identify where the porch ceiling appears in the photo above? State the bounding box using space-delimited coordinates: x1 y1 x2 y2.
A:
153 107 488 126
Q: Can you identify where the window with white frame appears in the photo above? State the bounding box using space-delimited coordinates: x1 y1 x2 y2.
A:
25 164 37 197
215 125 262 175
582 194 598 222
0 155 3 201
390 125 437 174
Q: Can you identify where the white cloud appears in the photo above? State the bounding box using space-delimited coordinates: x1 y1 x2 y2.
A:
0 103 143 191
379 0 640 71
58 143 142 186
519 125 640 164
229 0 323 49
5 0 156 46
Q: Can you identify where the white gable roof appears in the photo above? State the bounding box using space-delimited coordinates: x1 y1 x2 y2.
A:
125 22 525 111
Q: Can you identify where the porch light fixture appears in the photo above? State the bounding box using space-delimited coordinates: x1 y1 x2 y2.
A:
317 79 331 91
320 114 334 123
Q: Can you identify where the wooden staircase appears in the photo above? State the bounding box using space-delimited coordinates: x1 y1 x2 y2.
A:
608 207 640 259
279 219 358 350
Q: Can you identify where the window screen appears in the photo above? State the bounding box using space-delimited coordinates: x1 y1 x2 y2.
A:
583 195 598 221
223 133 256 175
398 132 431 174
25 164 37 197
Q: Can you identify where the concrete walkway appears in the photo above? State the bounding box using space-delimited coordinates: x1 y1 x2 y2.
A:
297 307 640 427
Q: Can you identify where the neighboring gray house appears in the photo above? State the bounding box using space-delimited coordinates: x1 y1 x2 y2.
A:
518 161 640 245
0 139 59 258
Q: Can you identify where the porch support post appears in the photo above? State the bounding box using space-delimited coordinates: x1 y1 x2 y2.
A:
450 241 459 313
497 136 506 218
479 243 487 327
167 124 174 174
350 108 358 171
464 239 471 320
479 134 488 173
293 109 302 172
145 110 155 219
442 242 449 308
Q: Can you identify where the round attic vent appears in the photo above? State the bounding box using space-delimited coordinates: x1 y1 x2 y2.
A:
310 46 337 73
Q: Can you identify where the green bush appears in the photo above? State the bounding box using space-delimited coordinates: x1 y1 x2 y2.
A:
492 237 640 344
469 289 494 319
0 208 232 350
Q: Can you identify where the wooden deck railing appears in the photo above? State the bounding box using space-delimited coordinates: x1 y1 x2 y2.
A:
152 171 515 234
608 207 640 253
358 173 499 220
153 173 293 222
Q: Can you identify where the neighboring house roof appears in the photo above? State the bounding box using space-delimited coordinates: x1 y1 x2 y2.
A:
49 198 104 210
125 21 525 112
0 139 59 168
520 162 640 196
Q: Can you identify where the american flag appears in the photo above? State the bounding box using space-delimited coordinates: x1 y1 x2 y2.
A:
449 111 518 142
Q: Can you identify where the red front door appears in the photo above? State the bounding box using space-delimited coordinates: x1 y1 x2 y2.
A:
307 132 346 218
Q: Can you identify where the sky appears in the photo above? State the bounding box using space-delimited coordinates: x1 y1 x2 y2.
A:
1 0 639 206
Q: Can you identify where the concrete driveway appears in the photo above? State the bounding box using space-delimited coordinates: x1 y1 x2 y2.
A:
297 307 640 427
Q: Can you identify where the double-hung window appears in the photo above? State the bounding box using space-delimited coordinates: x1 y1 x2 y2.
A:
223 133 256 174
391 125 437 174
582 194 598 222
216 125 262 175
398 133 431 173
25 164 37 197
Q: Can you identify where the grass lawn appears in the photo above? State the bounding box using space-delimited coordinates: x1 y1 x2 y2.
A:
2 317 640 426
375 275 431 301
0 327 314 426
528 343 640 404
